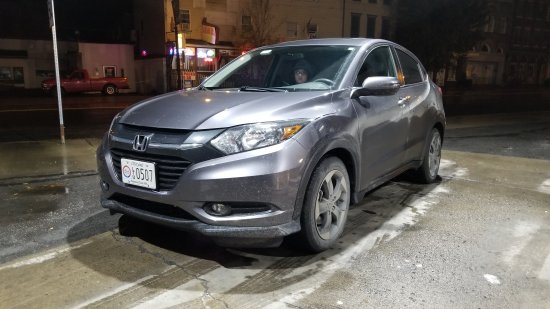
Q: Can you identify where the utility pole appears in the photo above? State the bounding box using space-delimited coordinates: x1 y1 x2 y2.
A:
172 0 182 90
47 0 65 144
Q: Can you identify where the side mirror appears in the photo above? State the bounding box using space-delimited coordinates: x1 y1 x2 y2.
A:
351 76 400 99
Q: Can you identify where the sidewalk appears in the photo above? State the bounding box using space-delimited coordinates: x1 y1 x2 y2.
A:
0 138 101 184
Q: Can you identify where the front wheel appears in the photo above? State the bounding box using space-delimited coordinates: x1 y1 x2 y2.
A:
411 128 442 184
299 157 350 252
103 84 118 95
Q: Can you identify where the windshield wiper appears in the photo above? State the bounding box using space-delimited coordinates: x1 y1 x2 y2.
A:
239 86 288 93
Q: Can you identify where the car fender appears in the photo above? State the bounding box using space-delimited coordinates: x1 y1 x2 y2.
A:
291 115 361 220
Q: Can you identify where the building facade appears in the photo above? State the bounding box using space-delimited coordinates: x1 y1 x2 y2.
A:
134 0 398 92
0 39 135 91
463 0 513 85
460 0 550 86
505 0 550 84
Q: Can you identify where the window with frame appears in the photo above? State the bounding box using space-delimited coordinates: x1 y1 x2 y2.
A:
242 15 252 32
307 22 318 39
366 15 376 38
351 13 361 37
0 67 24 83
205 0 226 10
354 46 396 86
499 17 507 34
287 22 298 37
178 10 190 24
381 17 390 39
396 49 423 85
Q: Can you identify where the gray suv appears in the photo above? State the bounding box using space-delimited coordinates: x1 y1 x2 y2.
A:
97 38 445 252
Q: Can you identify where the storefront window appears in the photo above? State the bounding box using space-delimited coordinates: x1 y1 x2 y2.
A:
197 48 216 72
0 67 14 80
0 67 24 83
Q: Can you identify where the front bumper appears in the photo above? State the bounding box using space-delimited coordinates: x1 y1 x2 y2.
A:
102 198 300 238
97 133 308 240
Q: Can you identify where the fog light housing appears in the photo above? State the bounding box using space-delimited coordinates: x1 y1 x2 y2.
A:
100 180 109 192
204 203 232 216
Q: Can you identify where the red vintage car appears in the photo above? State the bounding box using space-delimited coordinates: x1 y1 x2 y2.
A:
41 69 130 95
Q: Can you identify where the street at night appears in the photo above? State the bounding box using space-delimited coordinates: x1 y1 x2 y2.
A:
0 93 549 308
2 0 550 308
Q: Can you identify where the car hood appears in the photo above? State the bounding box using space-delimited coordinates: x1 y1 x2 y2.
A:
119 89 336 130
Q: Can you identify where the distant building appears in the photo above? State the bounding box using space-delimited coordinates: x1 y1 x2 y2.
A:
505 0 550 84
134 0 398 92
460 0 550 86
462 0 513 85
0 0 135 91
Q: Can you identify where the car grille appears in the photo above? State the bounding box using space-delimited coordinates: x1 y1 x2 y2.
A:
111 148 191 191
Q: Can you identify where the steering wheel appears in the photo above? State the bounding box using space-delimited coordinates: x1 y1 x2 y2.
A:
313 78 335 86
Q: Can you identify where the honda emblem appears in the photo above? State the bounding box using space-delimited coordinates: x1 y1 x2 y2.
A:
132 135 151 152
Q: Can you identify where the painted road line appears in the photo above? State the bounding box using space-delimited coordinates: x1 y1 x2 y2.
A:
502 221 540 265
0 106 125 113
538 179 550 194
0 241 92 271
538 254 550 282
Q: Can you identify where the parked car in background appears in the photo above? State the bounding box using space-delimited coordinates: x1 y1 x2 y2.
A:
41 69 129 95
97 38 445 252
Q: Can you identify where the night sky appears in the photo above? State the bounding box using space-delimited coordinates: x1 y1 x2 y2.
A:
0 0 134 43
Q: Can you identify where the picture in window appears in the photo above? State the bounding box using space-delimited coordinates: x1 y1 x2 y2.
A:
103 66 116 77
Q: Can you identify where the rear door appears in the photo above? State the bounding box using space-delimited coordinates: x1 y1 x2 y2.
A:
392 47 433 163
353 45 408 189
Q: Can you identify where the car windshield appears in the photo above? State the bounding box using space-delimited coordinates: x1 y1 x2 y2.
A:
202 45 357 92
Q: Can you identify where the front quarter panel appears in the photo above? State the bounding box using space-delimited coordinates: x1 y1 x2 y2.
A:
291 91 361 218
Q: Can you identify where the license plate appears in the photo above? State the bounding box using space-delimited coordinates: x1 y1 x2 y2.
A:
120 158 157 189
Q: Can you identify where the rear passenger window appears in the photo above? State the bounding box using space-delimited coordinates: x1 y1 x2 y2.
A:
396 49 423 85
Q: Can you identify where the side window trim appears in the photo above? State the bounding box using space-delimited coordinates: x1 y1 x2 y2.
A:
352 44 398 87
394 47 425 86
390 46 405 86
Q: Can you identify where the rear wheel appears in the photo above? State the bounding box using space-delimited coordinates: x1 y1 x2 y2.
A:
103 84 118 95
299 157 350 252
411 128 442 183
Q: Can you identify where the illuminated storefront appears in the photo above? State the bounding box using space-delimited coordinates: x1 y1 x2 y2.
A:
174 40 238 88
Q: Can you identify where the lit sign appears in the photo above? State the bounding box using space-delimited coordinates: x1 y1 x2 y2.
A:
197 48 215 59
177 33 185 51
202 25 217 44
183 47 195 56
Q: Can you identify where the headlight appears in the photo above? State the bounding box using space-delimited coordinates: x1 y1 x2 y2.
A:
210 120 308 154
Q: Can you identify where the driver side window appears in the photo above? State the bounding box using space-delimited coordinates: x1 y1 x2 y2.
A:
354 46 396 87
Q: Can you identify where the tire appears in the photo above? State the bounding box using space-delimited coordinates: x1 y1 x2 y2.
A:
299 157 350 252
50 87 65 97
103 84 118 95
411 128 442 184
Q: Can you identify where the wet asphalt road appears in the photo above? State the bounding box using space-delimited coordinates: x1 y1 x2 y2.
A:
0 95 549 308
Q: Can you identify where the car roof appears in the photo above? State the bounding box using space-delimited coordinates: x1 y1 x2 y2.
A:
263 38 392 48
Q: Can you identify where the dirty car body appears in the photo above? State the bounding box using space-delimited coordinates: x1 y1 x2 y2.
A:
97 38 445 251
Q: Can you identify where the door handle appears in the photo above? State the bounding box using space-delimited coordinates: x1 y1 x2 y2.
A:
398 96 411 106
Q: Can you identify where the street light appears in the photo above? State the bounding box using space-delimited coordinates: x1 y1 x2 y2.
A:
47 0 65 144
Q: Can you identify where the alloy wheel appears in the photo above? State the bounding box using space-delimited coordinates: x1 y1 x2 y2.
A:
428 130 442 178
314 170 349 240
